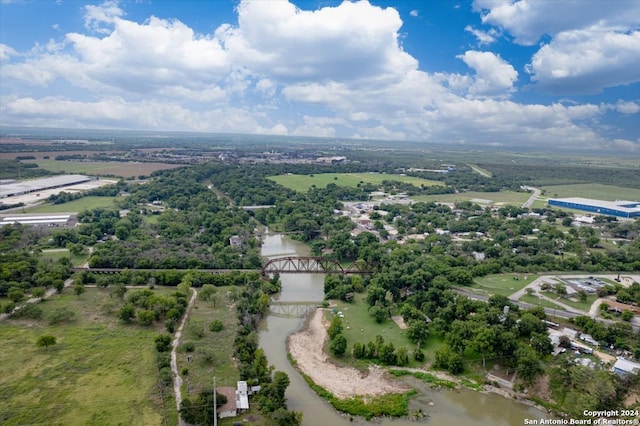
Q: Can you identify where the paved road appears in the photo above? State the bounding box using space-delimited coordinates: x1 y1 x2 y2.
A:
521 186 541 209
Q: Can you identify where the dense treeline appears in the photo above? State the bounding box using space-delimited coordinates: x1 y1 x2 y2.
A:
0 159 53 180
478 163 640 189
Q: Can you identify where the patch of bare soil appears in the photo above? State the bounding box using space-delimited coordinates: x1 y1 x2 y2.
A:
287 309 410 399
391 315 408 329
526 374 553 403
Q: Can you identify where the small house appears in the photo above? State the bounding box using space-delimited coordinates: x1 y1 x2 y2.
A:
613 358 640 376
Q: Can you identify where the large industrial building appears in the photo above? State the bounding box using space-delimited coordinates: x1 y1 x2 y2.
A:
548 197 640 218
0 175 94 199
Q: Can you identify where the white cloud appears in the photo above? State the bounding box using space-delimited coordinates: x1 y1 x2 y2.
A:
613 101 640 115
457 51 518 98
0 0 637 151
0 43 17 61
526 29 640 94
464 25 497 45
410 10 419 17
218 0 417 84
474 0 640 46
84 0 124 34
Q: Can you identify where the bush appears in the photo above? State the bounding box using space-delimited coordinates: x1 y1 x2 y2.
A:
155 334 172 353
209 319 224 332
188 320 205 338
181 342 196 353
12 304 43 320
48 307 77 325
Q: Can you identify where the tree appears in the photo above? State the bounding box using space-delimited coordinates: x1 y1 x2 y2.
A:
369 305 387 323
327 316 343 340
406 320 429 347
330 334 347 356
155 334 172 352
530 332 553 355
74 283 85 298
8 287 25 303
138 309 156 326
53 280 65 294
621 310 634 322
209 319 224 332
31 287 46 299
118 303 136 323
470 327 497 368
36 335 57 350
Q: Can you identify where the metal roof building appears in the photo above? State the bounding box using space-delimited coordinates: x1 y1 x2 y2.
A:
548 197 640 218
0 175 93 198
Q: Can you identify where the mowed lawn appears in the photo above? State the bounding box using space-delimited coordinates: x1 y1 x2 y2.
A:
541 183 640 201
468 273 538 297
0 288 171 426
22 196 119 213
327 293 437 367
268 172 443 192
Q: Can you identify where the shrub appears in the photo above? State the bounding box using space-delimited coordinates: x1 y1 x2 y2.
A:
209 319 224 332
181 342 196 353
48 307 77 325
155 334 172 352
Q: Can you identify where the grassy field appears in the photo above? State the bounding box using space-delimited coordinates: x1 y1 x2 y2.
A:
26 160 183 178
0 287 174 425
468 274 538 297
518 294 566 310
327 293 438 367
176 286 239 392
268 173 443 193
413 190 530 205
39 248 89 267
541 183 640 201
22 196 119 213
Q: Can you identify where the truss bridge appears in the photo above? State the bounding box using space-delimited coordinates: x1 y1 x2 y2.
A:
269 300 320 318
261 256 379 275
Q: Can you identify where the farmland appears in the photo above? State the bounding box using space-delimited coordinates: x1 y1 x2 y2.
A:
24 159 184 178
268 172 443 192
22 196 119 213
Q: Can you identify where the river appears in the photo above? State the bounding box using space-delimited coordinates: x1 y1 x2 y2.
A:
259 233 555 425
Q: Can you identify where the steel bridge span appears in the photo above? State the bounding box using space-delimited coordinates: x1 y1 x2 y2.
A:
72 257 379 276
261 256 379 275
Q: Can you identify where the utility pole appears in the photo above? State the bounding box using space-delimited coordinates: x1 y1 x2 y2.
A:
213 377 217 426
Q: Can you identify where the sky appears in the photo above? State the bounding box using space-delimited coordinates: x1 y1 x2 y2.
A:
1 0 639 152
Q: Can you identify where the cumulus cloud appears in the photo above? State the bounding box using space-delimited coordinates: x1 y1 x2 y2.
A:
457 51 518 98
0 0 637 150
525 29 640 94
473 0 640 45
218 0 417 84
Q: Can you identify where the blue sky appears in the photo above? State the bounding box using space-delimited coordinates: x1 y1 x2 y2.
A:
1 0 639 152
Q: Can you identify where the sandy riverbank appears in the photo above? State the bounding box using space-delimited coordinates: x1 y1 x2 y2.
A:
286 308 410 399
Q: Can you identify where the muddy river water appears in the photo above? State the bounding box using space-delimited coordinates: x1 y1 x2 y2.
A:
259 233 555 426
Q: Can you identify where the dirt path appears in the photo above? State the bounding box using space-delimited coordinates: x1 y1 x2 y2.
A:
287 308 410 399
172 287 198 426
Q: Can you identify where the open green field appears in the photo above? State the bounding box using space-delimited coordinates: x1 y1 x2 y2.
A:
541 183 640 201
39 248 89 267
413 190 530 206
518 294 566 311
22 196 119 213
328 293 439 367
26 160 183 178
0 287 174 426
268 173 443 193
468 274 538 297
176 286 239 392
